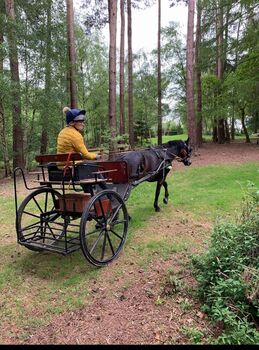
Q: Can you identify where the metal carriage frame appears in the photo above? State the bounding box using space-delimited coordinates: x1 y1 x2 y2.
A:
14 153 133 267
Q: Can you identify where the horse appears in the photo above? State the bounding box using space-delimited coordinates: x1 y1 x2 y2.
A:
115 138 192 212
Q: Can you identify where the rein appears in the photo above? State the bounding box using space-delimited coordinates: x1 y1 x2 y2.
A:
166 148 191 164
149 146 185 163
166 151 184 162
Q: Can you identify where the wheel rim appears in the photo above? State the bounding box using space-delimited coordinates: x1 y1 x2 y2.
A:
17 188 68 247
80 190 128 266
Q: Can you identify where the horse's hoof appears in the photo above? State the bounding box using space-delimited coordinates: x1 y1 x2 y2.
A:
155 207 160 212
163 198 168 204
128 215 132 221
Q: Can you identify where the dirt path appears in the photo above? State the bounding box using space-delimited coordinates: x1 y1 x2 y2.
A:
6 217 215 345
1 141 258 344
178 140 259 168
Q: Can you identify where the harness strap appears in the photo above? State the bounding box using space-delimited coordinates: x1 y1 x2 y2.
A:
166 151 185 162
63 152 73 177
149 147 172 183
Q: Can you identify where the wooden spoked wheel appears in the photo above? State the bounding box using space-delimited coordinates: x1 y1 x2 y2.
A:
16 187 66 251
79 190 129 267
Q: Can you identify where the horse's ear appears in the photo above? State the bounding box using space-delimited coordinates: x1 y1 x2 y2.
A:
185 137 190 145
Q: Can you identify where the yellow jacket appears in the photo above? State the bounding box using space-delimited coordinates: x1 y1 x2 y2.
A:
57 125 97 160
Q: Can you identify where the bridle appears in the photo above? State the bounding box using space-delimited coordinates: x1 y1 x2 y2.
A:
166 144 192 165
149 143 191 165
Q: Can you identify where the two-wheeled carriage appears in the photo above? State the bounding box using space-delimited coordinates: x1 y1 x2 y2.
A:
14 153 132 267
14 139 192 267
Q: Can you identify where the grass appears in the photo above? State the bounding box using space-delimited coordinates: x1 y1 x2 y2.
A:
150 134 248 144
0 159 258 339
126 162 259 224
169 162 259 221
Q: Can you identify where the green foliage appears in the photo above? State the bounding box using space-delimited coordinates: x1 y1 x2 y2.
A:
134 120 150 145
191 185 259 344
181 326 205 344
162 120 183 135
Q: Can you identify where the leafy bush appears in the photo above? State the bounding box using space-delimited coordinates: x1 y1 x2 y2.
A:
192 184 259 344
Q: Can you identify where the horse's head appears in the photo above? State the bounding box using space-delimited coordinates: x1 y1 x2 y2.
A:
179 137 192 166
165 138 192 166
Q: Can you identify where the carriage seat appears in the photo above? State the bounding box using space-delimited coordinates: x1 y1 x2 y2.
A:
47 162 99 182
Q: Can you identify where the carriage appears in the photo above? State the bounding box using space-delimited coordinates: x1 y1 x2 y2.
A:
14 140 192 267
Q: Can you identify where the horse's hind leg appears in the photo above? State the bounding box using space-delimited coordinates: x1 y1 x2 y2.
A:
154 181 162 212
163 181 169 204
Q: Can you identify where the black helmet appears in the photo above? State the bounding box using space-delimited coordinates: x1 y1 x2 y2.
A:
63 107 86 124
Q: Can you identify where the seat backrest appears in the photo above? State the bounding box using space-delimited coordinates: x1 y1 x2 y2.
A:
35 153 83 165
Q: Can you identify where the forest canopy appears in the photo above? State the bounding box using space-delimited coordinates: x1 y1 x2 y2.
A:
0 0 258 175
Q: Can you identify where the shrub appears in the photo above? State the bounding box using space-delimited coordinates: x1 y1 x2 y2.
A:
191 184 259 344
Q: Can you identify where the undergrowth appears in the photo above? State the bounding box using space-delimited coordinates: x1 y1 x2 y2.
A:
191 183 259 345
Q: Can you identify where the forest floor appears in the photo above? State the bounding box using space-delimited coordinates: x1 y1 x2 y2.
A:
1 140 258 345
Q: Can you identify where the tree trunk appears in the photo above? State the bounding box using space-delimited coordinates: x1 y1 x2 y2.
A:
108 0 117 151
216 1 225 144
127 0 134 149
0 2 11 177
253 111 259 133
240 107 250 143
40 0 52 155
217 119 225 143
186 0 197 149
0 38 11 176
212 123 217 142
66 0 77 108
119 0 125 135
157 0 162 145
224 119 230 143
231 116 235 140
195 0 202 146
5 0 24 169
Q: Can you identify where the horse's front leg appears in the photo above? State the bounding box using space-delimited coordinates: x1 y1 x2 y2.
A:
154 181 162 212
163 181 169 204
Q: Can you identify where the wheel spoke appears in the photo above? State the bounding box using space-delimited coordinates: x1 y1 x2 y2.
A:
111 219 127 225
20 222 41 233
106 231 115 255
32 196 44 214
110 228 123 240
86 227 102 236
23 211 41 220
89 230 105 255
110 203 122 222
44 192 49 213
100 231 107 261
45 221 60 239
98 198 107 221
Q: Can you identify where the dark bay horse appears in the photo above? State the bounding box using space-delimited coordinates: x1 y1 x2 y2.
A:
115 139 192 212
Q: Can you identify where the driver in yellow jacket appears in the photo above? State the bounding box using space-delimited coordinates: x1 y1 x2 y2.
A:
57 106 101 160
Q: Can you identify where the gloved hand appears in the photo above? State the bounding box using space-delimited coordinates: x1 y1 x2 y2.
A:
95 154 102 160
